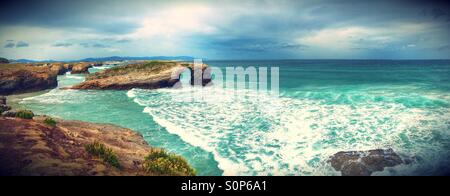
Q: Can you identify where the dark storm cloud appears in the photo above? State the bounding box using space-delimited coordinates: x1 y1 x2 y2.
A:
1 0 446 36
0 0 142 34
79 42 110 48
203 38 309 53
4 42 15 48
92 43 109 48
16 41 29 47
52 42 73 47
438 45 450 51
0 0 449 59
3 40 30 48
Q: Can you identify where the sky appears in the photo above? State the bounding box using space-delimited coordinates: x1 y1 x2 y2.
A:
0 0 449 60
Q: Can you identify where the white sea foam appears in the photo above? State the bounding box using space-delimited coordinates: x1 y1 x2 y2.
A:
128 87 450 175
65 75 84 80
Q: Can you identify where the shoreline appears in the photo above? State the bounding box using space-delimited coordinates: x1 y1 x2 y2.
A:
0 62 200 175
6 89 51 110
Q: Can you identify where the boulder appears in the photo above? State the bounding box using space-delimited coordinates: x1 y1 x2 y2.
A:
71 63 93 74
2 110 17 117
0 105 11 113
0 96 5 105
0 96 11 113
328 148 403 176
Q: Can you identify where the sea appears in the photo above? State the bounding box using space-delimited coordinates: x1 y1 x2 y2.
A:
16 60 450 175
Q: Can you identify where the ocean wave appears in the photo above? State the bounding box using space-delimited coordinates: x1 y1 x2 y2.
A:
128 87 450 175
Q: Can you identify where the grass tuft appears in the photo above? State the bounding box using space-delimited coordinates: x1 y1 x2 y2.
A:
142 148 195 176
85 141 121 168
43 117 57 126
16 110 34 119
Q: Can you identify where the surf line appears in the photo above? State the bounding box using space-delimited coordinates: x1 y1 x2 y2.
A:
181 180 215 194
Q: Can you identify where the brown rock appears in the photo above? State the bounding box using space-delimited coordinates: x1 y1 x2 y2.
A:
0 96 5 105
90 62 103 67
71 63 93 74
0 117 158 176
70 61 211 90
63 63 73 70
49 63 68 75
0 64 58 95
328 148 403 176
1 110 16 117
0 105 11 113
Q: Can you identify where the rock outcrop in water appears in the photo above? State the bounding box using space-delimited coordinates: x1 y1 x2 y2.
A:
0 63 58 95
70 61 211 90
0 96 11 114
0 115 193 176
49 63 71 75
71 63 93 74
328 149 404 176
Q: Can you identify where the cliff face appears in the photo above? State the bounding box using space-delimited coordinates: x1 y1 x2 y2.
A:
71 63 93 74
0 117 155 176
0 64 58 95
49 63 71 75
71 61 211 90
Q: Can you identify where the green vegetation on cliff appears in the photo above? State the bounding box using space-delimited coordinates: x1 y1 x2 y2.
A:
16 110 34 119
43 117 57 126
142 148 196 176
85 141 121 168
87 61 178 80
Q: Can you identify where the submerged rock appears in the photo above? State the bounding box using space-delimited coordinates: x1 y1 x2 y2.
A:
328 148 403 176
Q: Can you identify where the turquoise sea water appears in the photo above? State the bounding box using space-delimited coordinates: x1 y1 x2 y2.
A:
18 60 450 175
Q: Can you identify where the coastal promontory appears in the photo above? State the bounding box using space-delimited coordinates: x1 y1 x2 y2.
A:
0 63 59 95
70 61 211 90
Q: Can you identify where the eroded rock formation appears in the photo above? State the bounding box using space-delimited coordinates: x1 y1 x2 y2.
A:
71 63 93 74
0 117 155 175
328 148 404 176
0 64 58 95
70 61 211 90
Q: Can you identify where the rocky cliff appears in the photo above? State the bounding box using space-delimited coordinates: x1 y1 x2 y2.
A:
71 61 211 90
0 63 58 95
0 115 194 176
71 62 94 74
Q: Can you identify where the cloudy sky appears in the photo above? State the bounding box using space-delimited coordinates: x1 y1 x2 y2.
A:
0 0 449 60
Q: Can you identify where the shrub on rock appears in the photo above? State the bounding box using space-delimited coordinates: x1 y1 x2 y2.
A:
16 110 34 119
142 148 195 176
